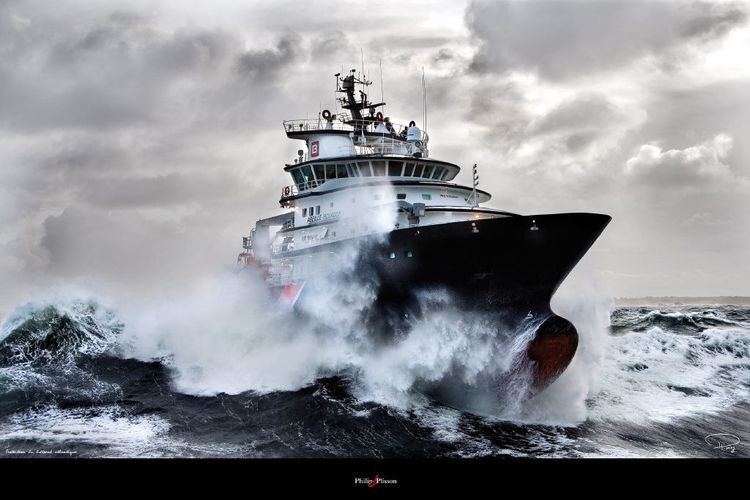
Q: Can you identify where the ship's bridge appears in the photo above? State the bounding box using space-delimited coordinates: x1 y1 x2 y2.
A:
281 155 460 198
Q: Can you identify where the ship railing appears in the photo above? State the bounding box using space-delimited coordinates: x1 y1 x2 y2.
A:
265 273 292 287
264 265 295 286
345 137 430 157
280 179 325 198
283 117 427 141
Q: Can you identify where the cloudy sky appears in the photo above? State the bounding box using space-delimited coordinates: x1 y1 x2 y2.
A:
1 0 749 311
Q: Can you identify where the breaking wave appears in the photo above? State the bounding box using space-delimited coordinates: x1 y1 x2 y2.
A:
1 282 748 457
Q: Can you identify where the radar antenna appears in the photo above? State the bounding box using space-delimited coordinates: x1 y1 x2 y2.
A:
335 67 385 134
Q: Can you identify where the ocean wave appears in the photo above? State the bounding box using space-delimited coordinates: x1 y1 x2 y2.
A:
1 289 749 458
0 299 121 367
587 322 750 425
609 306 749 335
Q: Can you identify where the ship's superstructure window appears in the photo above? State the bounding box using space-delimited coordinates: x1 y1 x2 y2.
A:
359 161 372 176
396 193 406 200
422 194 432 200
289 160 457 191
388 252 396 259
316 206 321 215
314 164 324 182
292 169 304 187
302 208 307 217
405 251 413 258
372 161 386 176
301 165 313 184
388 161 403 176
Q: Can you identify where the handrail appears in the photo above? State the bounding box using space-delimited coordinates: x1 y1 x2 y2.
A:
346 139 429 157
282 117 428 142
280 179 325 198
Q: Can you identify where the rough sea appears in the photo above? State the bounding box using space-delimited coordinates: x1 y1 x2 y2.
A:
1 277 748 458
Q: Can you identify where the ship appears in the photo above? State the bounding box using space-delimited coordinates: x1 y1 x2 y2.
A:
238 68 611 400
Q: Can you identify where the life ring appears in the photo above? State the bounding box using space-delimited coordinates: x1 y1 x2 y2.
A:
376 112 384 121
321 109 332 120
283 186 291 197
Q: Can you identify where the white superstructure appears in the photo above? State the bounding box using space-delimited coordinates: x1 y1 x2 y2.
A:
238 68 512 285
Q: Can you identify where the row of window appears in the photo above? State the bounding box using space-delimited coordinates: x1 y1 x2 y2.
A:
301 205 321 218
290 160 453 190
397 193 432 200
301 193 433 219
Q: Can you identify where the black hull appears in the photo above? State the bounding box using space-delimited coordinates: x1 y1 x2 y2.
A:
375 213 610 312
270 212 610 392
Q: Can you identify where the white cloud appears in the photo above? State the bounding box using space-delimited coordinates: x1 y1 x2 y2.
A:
624 134 736 189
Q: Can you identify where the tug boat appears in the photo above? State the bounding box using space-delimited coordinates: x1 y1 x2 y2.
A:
238 68 610 394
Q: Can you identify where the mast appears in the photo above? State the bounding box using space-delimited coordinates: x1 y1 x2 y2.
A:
336 69 385 134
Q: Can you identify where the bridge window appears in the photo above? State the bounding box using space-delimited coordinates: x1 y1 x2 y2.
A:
432 167 444 179
414 163 424 177
404 163 415 176
423 164 435 178
291 168 304 187
336 164 348 178
372 160 386 176
388 161 403 176
441 169 451 180
301 165 313 186
358 161 372 176
313 164 325 182
325 164 336 180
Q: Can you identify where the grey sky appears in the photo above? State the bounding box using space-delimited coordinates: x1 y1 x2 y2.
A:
1 0 749 311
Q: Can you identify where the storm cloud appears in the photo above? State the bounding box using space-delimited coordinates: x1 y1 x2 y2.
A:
1 0 749 312
467 0 748 80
